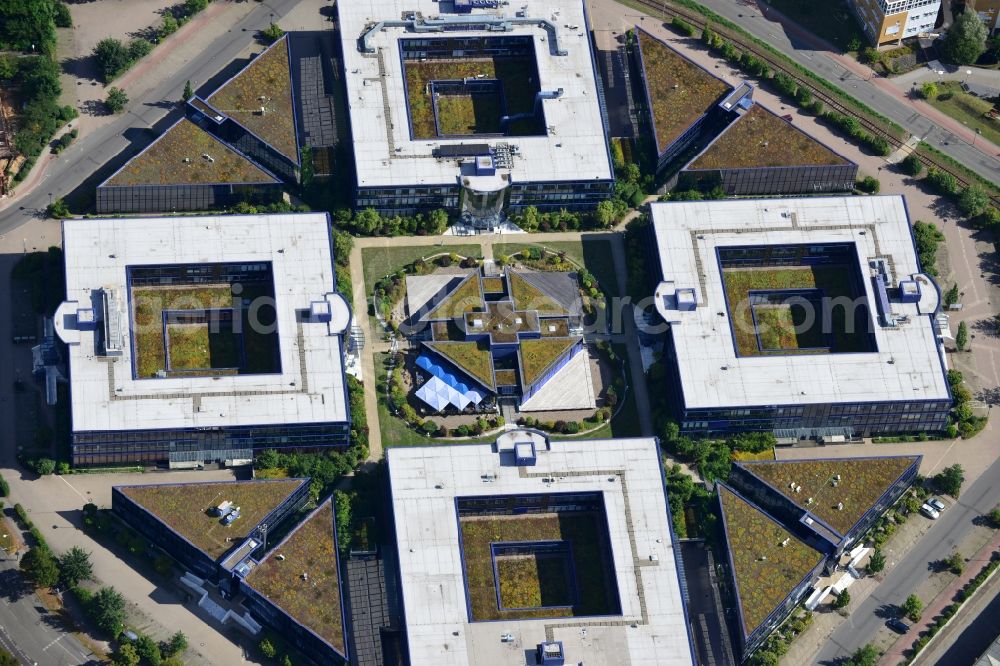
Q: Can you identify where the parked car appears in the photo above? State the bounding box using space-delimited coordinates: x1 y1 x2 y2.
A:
920 502 940 520
928 497 946 512
887 618 910 634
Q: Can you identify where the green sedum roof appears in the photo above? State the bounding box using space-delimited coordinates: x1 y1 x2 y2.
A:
104 119 279 187
207 36 298 163
636 29 730 154
119 479 306 561
425 340 495 389
245 499 345 654
689 104 850 170
508 271 568 315
519 337 579 387
718 485 824 638
738 456 919 536
423 273 485 321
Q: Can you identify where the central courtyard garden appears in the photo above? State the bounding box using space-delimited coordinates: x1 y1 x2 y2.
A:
401 36 545 139
129 263 281 378
457 494 620 621
718 244 875 357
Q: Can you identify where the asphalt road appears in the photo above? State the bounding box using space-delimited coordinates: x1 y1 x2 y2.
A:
815 453 1000 663
0 0 306 236
0 561 96 665
689 0 1000 185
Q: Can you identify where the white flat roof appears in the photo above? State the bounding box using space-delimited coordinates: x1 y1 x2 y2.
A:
55 213 350 433
387 435 693 666
338 0 613 188
651 196 950 409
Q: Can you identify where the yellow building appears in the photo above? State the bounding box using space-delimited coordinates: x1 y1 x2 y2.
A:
967 0 1000 32
848 0 941 46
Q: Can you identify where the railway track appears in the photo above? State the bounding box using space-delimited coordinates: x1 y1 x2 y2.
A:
625 0 1000 210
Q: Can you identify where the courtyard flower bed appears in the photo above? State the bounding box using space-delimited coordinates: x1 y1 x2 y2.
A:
496 554 573 609
131 285 235 377
718 486 825 637
245 501 345 653
403 57 540 139
119 479 306 560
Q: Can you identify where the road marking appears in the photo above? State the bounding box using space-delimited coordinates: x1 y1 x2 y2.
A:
56 474 87 502
42 635 61 651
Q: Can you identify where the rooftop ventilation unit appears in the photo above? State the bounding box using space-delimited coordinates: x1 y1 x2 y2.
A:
514 440 537 466
536 641 565 666
676 287 696 311
871 259 897 327
99 288 125 357
310 300 332 323
898 279 921 303
76 308 97 331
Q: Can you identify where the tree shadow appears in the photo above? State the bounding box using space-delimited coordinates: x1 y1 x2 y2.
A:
971 317 999 337
61 55 98 82
0 569 30 603
873 603 899 619
143 100 179 110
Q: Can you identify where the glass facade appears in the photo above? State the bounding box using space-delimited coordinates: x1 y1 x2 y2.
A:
96 183 282 214
460 180 508 228
356 179 615 217
681 163 859 196
188 109 299 183
72 422 351 467
660 330 951 437
508 179 614 212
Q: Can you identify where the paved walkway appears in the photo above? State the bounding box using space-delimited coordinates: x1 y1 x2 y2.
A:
879 530 1000 665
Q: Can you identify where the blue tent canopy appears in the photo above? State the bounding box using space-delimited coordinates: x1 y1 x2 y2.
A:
416 376 473 412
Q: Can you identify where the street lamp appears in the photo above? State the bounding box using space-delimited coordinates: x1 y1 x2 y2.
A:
973 127 982 148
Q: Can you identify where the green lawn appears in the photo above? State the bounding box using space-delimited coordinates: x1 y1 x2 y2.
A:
361 244 481 296
494 238 621 296
926 82 1000 148
760 0 865 53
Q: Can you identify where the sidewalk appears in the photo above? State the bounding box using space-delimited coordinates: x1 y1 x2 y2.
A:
782 512 937 666
879 531 1000 665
